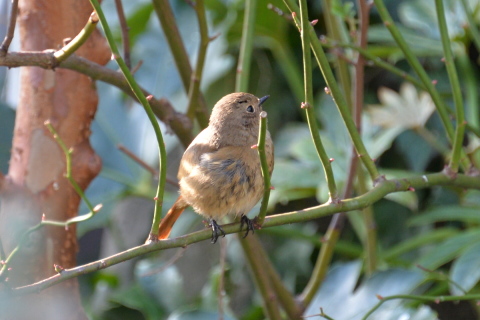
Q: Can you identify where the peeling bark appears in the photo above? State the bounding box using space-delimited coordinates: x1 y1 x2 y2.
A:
0 0 110 318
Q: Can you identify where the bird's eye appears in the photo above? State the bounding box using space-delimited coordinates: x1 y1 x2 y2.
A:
246 105 254 113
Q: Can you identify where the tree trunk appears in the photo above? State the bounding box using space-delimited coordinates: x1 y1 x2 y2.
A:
0 0 110 318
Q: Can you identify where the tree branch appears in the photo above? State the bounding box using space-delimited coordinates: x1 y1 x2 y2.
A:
0 0 19 56
0 52 194 147
4 171 479 296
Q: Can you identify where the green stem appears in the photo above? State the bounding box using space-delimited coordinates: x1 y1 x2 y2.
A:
256 112 271 225
414 126 450 159
53 12 99 63
435 0 466 172
358 168 377 275
239 236 283 320
235 0 257 92
88 0 167 241
243 235 303 319
362 293 480 320
186 0 209 122
322 39 426 90
151 0 209 127
322 0 352 108
457 50 479 130
300 226 341 306
284 0 381 183
460 0 480 54
299 0 339 201
0 122 101 280
8 172 480 295
372 0 471 171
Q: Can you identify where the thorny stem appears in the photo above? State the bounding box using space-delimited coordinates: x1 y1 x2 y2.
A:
362 293 480 320
320 38 426 90
88 0 167 242
235 0 258 92
284 0 381 183
372 0 471 171
0 0 19 56
114 0 131 69
460 0 480 54
255 112 272 225
435 0 466 173
5 172 480 295
299 0 339 201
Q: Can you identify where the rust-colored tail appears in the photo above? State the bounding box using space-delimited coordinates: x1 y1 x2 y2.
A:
158 196 188 240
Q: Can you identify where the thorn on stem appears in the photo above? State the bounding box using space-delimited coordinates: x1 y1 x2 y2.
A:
432 79 438 85
408 186 415 192
146 95 154 101
153 196 159 201
329 158 335 162
324 87 331 95
269 186 275 190
251 144 258 149
310 19 318 26
440 57 446 62
93 204 103 212
301 102 311 109
54 264 64 273
42 213 46 221
376 294 384 300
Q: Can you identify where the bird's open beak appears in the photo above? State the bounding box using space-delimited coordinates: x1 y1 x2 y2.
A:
259 95 270 105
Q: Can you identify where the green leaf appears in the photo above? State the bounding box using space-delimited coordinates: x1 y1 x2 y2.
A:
408 206 480 226
109 283 165 320
304 261 436 319
416 229 480 270
382 228 459 262
450 241 480 295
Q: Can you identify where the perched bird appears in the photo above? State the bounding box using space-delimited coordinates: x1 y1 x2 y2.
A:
158 92 274 243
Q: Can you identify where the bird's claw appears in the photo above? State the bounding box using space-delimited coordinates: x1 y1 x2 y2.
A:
210 219 226 244
240 215 255 238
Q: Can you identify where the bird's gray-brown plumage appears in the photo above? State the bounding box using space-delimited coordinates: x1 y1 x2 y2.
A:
157 92 274 243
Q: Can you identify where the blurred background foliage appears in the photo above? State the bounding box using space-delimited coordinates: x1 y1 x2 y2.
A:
2 0 480 319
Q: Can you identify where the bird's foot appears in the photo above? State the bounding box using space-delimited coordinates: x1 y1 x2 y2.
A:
240 215 255 238
210 219 226 244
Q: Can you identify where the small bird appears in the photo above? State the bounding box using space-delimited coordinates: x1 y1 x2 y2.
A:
158 92 274 243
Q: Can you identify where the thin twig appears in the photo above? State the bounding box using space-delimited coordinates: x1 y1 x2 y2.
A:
54 12 99 63
0 0 19 57
117 144 178 187
0 122 102 281
114 0 131 69
4 172 480 295
140 247 186 276
460 0 480 54
361 293 480 320
320 37 426 90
